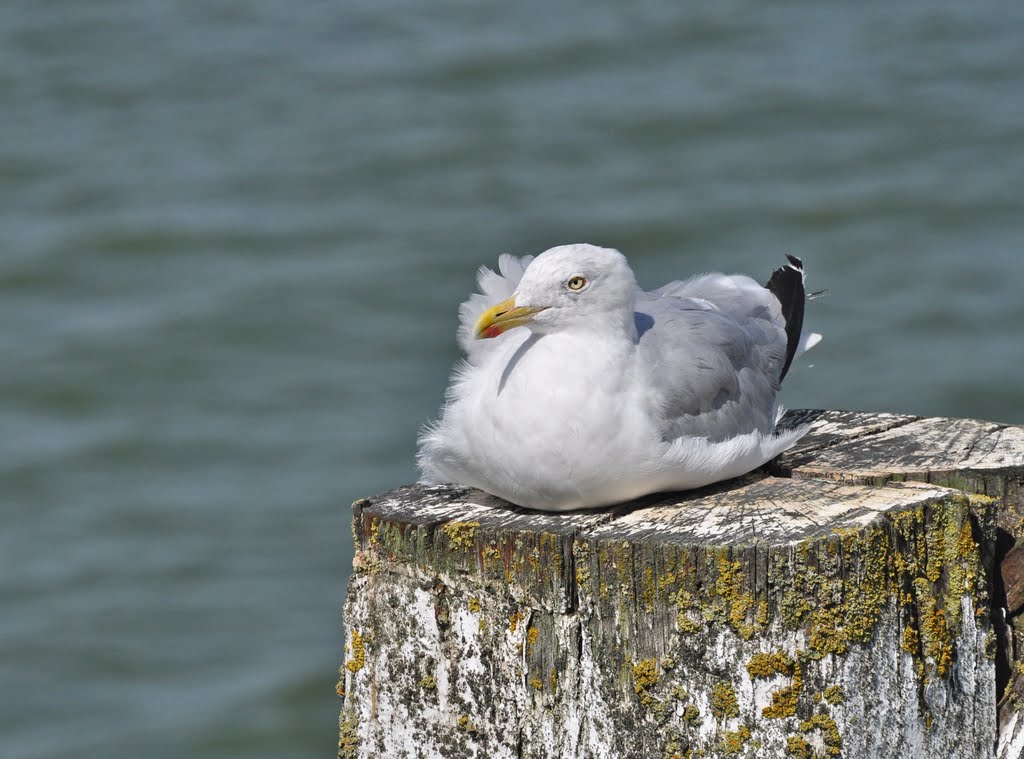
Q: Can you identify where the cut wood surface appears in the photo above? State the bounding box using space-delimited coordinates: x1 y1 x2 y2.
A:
339 410 1024 759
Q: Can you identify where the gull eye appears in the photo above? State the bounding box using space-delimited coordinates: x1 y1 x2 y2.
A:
566 275 587 292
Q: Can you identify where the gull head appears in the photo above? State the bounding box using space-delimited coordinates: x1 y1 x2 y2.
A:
474 244 638 339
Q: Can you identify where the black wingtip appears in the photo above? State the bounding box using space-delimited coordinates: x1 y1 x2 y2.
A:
765 256 806 382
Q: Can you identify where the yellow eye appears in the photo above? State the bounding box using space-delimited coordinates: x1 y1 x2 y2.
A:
567 275 587 291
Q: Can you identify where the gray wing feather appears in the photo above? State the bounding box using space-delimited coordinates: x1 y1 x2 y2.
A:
637 273 788 442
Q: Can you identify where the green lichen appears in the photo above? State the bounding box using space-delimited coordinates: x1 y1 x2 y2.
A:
779 588 813 629
419 675 436 690
710 681 739 720
338 709 360 758
672 561 702 635
823 685 844 705
663 728 687 759
457 714 478 733
642 566 657 613
573 541 591 586
985 630 998 661
612 541 633 596
683 704 700 723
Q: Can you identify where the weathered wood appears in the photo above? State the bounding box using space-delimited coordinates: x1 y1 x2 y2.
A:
340 410 1024 759
776 410 1024 757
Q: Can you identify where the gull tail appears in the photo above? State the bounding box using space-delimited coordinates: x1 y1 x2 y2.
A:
766 254 810 381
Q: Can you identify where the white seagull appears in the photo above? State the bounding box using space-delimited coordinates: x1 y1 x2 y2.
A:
418 244 821 512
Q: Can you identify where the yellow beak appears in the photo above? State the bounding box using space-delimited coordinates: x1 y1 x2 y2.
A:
474 297 547 339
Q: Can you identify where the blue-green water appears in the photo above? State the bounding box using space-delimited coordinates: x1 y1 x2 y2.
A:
2 3 1022 757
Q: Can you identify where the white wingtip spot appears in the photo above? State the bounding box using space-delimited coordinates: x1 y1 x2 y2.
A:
798 332 823 355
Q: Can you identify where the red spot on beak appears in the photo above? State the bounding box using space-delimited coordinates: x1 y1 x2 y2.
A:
482 325 503 339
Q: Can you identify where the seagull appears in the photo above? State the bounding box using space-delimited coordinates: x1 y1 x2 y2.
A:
418 244 821 512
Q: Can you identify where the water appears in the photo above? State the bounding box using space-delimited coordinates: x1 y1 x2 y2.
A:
2 3 1022 757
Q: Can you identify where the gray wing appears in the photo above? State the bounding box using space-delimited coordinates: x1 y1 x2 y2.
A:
637 273 789 442
457 254 534 363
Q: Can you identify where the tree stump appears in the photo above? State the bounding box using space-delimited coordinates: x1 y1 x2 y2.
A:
339 411 1024 759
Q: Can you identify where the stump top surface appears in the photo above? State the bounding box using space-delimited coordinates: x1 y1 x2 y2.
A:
367 477 953 547
358 410 1024 547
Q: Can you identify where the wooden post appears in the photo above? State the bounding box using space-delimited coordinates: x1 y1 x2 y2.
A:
339 411 1024 759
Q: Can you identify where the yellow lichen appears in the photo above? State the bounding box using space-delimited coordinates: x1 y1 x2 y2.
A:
481 544 503 572
632 658 660 694
804 527 889 657
722 725 751 754
468 597 481 613
345 629 365 674
710 681 739 719
677 611 702 634
527 626 540 648
573 542 591 585
823 685 844 705
919 593 954 678
529 676 544 691
762 660 803 719
800 713 842 757
716 553 759 639
756 600 770 628
746 651 795 679
786 736 814 758
419 675 436 690
442 520 480 550
683 704 700 723
509 610 524 635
